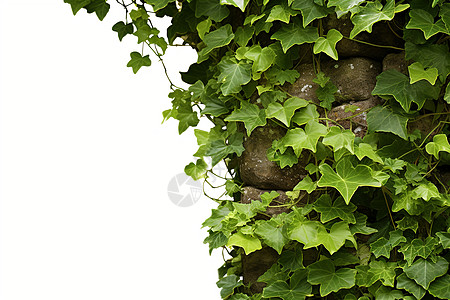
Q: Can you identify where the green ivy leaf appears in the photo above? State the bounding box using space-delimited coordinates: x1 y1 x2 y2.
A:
198 24 235 62
279 247 304 271
291 0 330 27
224 101 266 136
322 126 355 154
406 9 448 40
292 104 319 125
293 175 317 193
229 294 250 300
217 275 243 299
374 285 404 300
218 57 252 96
403 257 449 289
202 98 230 117
202 203 232 231
405 42 450 78
263 270 312 300
372 70 440 112
266 97 308 127
126 52 151 74
195 0 230 22
204 230 228 254
396 273 426 300
318 221 357 254
267 3 298 23
355 143 383 164
64 0 92 15
412 181 440 201
133 19 159 43
244 45 276 74
429 274 450 299
255 217 289 254
219 0 250 11
408 62 439 85
370 230 407 259
327 0 364 12
366 106 408 139
205 132 245 165
313 194 357 224
85 0 110 21
112 21 134 41
368 260 397 287
313 29 343 60
399 237 438 266
350 212 378 235
436 232 450 249
425 134 450 159
350 0 395 38
271 21 319 52
396 216 418 233
227 230 262 255
282 121 327 156
317 159 381 204
184 158 208 180
307 259 356 296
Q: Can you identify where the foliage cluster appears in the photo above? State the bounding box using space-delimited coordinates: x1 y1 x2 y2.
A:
65 0 450 298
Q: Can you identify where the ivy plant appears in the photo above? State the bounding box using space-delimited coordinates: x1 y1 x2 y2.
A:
65 0 450 299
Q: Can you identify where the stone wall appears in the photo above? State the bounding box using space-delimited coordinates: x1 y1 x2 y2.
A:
237 17 410 293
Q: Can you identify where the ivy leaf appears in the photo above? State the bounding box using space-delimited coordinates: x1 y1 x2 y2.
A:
205 132 245 166
405 42 450 78
396 216 418 233
244 45 276 74
372 69 440 112
396 273 426 300
184 158 208 180
229 294 250 300
425 134 450 159
350 212 378 235
112 21 134 41
403 257 449 289
282 121 327 156
436 232 450 249
307 259 356 297
217 275 243 299
429 274 450 299
313 194 357 224
85 0 110 20
350 0 395 38
202 98 230 117
374 285 404 300
202 204 232 231
355 143 383 164
127 52 151 74
224 101 266 136
293 175 317 193
327 0 364 12
399 237 438 266
255 218 289 254
408 62 439 85
204 230 228 254
263 270 312 300
195 0 230 22
266 97 308 127
175 102 200 134
406 9 448 40
313 29 343 60
267 3 298 23
145 0 175 11
198 25 235 62
322 126 355 154
288 219 323 249
279 247 304 271
370 230 407 259
412 181 440 201
227 230 262 255
271 21 319 52
64 0 92 15
292 104 319 125
320 221 357 254
368 260 397 287
220 0 250 12
291 0 330 27
317 159 381 204
218 57 252 96
366 106 408 139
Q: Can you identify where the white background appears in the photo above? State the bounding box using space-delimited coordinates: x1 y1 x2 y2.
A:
0 1 224 299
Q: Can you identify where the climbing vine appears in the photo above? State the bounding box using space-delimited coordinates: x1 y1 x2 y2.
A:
65 0 450 299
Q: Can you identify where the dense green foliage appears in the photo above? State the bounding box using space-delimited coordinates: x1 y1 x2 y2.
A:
65 0 450 298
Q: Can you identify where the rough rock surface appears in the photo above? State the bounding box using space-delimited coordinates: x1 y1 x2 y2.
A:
242 247 278 294
287 57 381 104
239 125 307 190
383 52 409 74
324 14 404 60
327 98 382 138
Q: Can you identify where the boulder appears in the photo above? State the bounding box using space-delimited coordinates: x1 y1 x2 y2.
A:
239 125 307 190
242 247 278 294
287 57 381 105
382 52 408 74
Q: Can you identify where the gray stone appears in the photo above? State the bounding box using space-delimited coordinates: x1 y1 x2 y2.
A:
242 247 278 294
383 52 408 74
326 98 382 138
324 14 404 60
239 125 307 190
287 57 381 105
